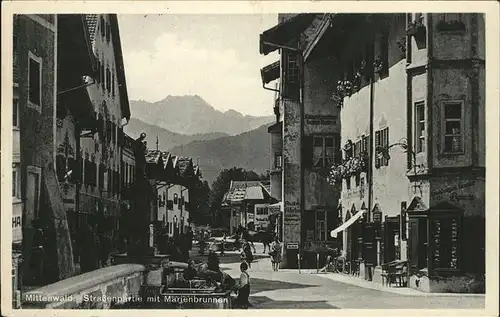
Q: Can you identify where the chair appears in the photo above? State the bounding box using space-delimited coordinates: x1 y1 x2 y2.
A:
381 263 397 286
394 263 408 287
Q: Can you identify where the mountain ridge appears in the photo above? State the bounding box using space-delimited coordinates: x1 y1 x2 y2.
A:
129 95 274 136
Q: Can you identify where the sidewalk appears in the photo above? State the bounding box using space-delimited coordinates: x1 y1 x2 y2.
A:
280 269 485 297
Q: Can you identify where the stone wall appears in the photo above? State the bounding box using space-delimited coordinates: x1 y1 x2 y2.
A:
22 264 146 309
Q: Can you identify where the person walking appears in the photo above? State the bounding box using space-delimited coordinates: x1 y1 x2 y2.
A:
270 236 282 271
235 261 251 309
241 240 254 268
220 233 227 256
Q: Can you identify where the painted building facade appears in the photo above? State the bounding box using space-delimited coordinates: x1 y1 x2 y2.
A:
306 13 485 293
260 14 342 268
77 14 131 264
144 150 202 240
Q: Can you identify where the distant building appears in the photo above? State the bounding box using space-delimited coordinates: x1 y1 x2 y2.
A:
222 181 277 234
144 150 202 242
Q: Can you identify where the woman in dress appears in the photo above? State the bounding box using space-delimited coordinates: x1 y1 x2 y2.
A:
270 236 282 271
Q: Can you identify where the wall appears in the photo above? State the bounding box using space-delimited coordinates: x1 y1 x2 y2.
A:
269 126 282 200
282 98 302 268
80 14 123 229
165 184 189 236
22 264 146 308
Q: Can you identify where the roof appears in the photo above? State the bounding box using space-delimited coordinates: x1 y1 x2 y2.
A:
85 14 98 46
145 149 162 164
161 152 171 168
223 181 274 203
177 157 192 175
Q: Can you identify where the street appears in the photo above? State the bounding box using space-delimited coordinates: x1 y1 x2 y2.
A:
192 243 485 309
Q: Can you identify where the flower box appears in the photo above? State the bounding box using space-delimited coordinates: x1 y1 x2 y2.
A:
373 59 385 74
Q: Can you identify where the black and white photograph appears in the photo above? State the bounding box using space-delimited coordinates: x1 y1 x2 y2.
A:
1 1 499 315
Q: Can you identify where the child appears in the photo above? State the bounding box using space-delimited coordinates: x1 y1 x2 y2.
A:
236 261 251 309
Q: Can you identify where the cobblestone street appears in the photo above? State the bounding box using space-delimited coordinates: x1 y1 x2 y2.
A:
194 244 485 309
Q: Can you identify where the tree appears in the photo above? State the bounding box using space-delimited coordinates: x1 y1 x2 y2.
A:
208 167 261 227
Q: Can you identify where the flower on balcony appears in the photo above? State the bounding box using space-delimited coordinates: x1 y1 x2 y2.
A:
396 37 406 59
373 58 385 74
406 19 426 40
352 71 363 91
336 80 353 97
327 164 344 186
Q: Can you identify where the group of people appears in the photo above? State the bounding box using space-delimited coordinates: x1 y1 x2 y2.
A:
157 227 194 262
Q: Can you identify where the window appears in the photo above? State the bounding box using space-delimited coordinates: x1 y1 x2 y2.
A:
28 53 42 110
354 140 362 157
173 193 178 205
316 210 327 241
100 58 105 90
282 51 300 100
442 101 463 153
12 165 20 198
313 136 335 168
346 177 351 190
99 163 105 190
375 127 389 168
274 153 282 169
415 102 426 153
111 73 115 97
361 135 368 154
100 16 105 37
13 98 19 128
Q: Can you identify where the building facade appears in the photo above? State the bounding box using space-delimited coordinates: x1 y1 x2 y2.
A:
306 13 485 293
260 14 342 268
77 14 131 263
13 14 78 287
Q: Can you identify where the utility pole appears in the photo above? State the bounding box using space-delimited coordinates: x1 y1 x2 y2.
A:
156 135 159 151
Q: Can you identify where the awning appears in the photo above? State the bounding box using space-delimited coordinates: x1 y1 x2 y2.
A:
330 209 366 238
259 14 317 55
260 61 280 85
268 202 283 215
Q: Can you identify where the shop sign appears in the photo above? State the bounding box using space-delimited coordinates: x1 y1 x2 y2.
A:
372 211 382 223
12 211 23 244
287 242 299 249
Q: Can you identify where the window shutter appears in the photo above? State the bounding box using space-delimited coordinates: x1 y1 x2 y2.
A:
384 127 390 166
375 131 381 168
56 155 66 181
302 136 314 168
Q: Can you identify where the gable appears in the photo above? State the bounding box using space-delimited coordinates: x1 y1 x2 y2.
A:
407 196 428 213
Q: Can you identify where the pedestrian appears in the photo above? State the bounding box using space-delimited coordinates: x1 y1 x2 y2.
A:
220 233 226 256
235 261 251 309
242 240 254 268
199 230 206 255
270 236 282 271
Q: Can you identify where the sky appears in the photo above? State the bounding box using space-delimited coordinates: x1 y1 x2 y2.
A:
117 14 280 117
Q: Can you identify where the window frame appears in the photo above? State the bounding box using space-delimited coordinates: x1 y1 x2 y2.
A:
441 100 465 155
315 210 327 241
27 52 42 112
313 135 335 168
274 153 282 169
414 101 426 154
27 165 42 219
13 97 19 129
12 164 20 199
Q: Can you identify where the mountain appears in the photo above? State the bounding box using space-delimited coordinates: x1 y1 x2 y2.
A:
129 95 274 136
168 124 271 186
124 118 229 151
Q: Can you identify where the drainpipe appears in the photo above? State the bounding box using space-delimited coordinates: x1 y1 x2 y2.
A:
368 45 375 223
